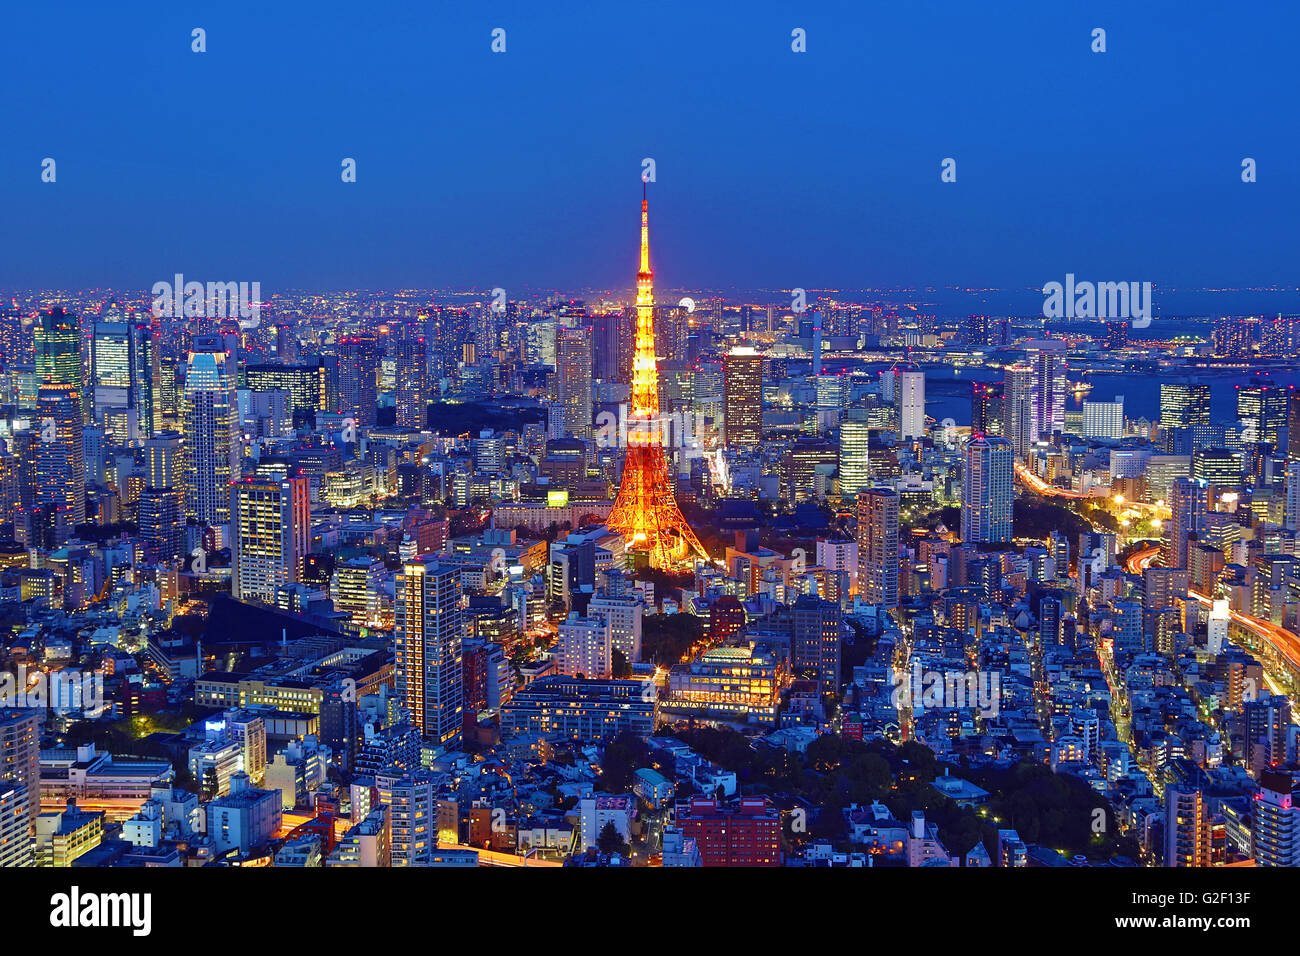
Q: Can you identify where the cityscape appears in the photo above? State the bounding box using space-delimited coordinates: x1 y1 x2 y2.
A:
0 2 1295 933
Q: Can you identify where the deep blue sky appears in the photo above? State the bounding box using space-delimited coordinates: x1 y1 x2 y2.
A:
1 0 1297 294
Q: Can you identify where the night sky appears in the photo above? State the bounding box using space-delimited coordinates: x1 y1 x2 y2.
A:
2 0 1297 294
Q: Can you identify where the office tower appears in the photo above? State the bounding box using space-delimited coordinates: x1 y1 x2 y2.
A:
723 347 762 447
962 436 1014 544
395 557 464 748
1253 769 1300 867
1032 344 1067 439
338 335 380 427
145 430 183 489
1003 364 1037 459
182 339 241 524
1160 382 1212 449
555 325 594 439
376 770 437 866
606 187 707 568
838 418 872 499
592 309 624 382
0 710 40 867
133 323 162 437
244 362 334 417
1193 448 1243 486
34 307 81 387
1164 787 1212 867
393 338 429 431
971 382 1004 437
91 321 134 431
857 488 900 608
1236 381 1287 447
231 475 310 603
34 382 86 533
1082 399 1124 440
791 594 842 696
899 368 925 440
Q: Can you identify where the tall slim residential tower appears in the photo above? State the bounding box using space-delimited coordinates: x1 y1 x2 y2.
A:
555 325 594 439
1032 343 1067 440
962 435 1014 544
0 710 41 867
1164 477 1206 570
338 335 381 428
392 338 429 431
231 475 310 603
858 488 900 608
898 368 926 441
606 185 708 568
395 556 464 748
182 338 241 525
1003 364 1037 459
35 382 86 532
723 347 763 447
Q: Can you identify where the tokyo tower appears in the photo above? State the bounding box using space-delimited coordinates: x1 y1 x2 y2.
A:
606 183 708 569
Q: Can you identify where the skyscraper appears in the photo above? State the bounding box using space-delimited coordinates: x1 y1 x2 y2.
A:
1032 344 1067 441
898 368 925 441
338 335 380 428
723 347 762 448
971 382 1004 437
182 338 241 525
838 418 872 499
0 710 40 868
35 382 86 534
231 475 310 603
34 307 81 387
1003 364 1037 459
857 488 900 608
395 556 464 748
962 436 1014 544
555 325 594 439
792 594 842 697
392 338 429 431
1164 477 1206 570
1236 381 1287 447
1160 382 1212 450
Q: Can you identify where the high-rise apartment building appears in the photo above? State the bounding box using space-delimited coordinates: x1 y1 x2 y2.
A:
231 476 310 603
723 347 762 447
395 557 464 748
962 436 1014 544
857 488 900 608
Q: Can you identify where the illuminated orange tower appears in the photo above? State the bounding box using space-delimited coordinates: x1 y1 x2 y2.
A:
606 184 708 568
